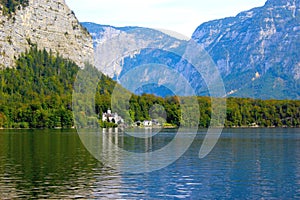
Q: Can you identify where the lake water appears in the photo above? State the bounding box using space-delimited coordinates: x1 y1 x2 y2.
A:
0 128 300 199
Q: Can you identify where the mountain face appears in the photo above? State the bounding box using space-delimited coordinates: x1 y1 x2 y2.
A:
82 22 190 96
82 22 141 78
0 0 94 68
83 0 300 99
192 0 300 99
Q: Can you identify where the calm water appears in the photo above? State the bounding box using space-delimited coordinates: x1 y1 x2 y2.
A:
0 128 300 199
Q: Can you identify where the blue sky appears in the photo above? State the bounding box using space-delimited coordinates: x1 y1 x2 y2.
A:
66 0 266 37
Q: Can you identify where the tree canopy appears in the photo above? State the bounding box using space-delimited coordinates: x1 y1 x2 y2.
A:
0 46 116 128
0 45 299 129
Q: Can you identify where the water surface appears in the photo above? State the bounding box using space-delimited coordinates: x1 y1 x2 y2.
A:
0 128 299 199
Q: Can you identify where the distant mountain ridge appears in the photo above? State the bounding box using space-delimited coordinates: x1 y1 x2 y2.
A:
81 22 140 49
82 22 188 97
192 0 300 99
83 0 300 99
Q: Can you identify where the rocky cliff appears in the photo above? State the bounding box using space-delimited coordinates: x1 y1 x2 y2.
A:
0 0 94 68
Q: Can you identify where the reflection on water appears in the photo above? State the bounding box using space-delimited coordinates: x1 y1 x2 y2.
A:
0 129 122 199
0 128 300 199
79 127 196 173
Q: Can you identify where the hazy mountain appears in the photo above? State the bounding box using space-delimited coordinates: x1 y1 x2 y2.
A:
82 22 190 96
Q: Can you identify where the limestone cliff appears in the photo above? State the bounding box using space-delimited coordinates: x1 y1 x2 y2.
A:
0 0 94 68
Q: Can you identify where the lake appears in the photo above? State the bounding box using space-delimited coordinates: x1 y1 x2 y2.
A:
0 128 300 199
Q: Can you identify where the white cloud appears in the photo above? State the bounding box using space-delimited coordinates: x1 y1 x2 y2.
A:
66 0 266 37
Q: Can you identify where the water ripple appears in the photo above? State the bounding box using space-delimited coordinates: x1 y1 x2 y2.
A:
0 129 299 199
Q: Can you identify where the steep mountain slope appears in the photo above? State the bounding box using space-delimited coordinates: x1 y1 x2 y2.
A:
83 0 300 99
192 0 300 99
0 0 94 68
82 22 189 96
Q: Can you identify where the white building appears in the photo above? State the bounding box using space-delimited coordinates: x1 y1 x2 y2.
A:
143 120 152 127
102 109 124 124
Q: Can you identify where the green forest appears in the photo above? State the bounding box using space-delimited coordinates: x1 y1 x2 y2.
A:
121 94 300 128
0 0 28 15
0 46 299 129
0 46 116 128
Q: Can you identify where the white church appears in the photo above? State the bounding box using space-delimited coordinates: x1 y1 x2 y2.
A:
102 109 124 124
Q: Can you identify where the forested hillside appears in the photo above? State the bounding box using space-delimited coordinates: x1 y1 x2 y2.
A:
127 95 300 128
0 46 115 128
0 45 299 128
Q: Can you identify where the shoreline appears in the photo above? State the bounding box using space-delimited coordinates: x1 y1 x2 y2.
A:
1 126 300 130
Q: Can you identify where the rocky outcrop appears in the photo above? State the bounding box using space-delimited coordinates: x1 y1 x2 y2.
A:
0 0 94 68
